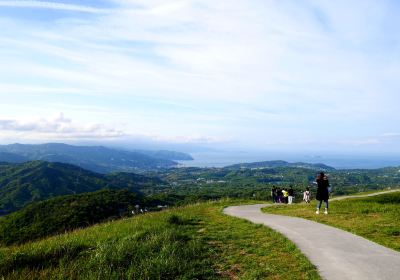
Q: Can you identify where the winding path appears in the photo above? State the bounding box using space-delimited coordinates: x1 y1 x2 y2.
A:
224 190 400 280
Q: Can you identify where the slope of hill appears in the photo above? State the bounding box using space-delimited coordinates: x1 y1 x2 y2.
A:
0 143 182 173
0 189 145 245
226 160 335 171
0 161 163 215
0 200 320 279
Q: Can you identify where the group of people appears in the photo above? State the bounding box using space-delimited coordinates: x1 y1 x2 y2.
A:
271 186 295 204
270 172 331 214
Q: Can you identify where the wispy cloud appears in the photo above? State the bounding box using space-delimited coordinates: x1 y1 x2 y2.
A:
0 113 227 145
381 133 400 139
0 113 125 139
0 0 107 13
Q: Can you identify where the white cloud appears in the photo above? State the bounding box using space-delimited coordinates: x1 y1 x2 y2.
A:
0 113 125 139
0 113 227 145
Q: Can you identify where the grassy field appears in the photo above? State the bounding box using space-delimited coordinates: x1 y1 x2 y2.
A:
0 199 320 280
263 192 400 251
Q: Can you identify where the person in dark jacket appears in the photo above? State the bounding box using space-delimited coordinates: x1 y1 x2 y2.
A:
276 188 283 203
271 186 277 203
315 172 329 214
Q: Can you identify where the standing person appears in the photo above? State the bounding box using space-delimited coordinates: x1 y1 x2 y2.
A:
282 188 289 204
288 186 294 204
303 187 311 203
315 172 329 214
271 186 277 203
276 188 283 203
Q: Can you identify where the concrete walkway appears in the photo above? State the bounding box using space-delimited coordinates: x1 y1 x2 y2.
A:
330 189 400 201
224 190 400 280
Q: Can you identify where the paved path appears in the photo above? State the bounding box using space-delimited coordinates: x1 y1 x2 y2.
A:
224 190 400 280
330 189 400 201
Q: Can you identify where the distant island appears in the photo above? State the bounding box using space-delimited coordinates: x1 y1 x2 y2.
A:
226 160 335 171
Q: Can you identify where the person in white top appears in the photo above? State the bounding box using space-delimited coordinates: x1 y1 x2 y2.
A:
303 187 311 203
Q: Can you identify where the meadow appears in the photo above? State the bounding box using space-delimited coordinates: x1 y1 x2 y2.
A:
263 191 400 251
0 200 320 279
0 200 320 280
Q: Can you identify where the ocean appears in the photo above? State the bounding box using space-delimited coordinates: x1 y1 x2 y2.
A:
177 151 400 169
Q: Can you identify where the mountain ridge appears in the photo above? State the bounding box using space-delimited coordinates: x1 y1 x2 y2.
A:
0 143 192 173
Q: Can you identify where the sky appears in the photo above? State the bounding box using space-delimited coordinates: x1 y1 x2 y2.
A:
1 0 400 154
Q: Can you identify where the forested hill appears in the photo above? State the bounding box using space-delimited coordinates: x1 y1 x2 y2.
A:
0 161 164 215
0 143 192 173
0 189 144 245
226 160 335 171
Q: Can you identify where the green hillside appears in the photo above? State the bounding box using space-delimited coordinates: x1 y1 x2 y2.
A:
3 159 400 216
0 200 320 280
0 189 147 246
0 161 162 215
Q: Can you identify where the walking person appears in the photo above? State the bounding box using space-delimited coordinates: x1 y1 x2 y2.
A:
288 186 294 204
303 187 311 203
315 172 329 214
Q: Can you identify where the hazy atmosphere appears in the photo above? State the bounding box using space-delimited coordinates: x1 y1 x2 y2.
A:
1 0 400 156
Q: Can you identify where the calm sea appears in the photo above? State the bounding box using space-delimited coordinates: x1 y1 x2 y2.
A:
177 151 400 169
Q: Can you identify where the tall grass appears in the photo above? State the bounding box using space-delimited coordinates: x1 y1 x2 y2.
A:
0 210 213 279
0 200 321 279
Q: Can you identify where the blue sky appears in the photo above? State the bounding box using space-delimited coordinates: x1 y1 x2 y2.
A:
1 0 400 154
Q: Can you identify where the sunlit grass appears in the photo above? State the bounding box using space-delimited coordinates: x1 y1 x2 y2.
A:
0 199 320 279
